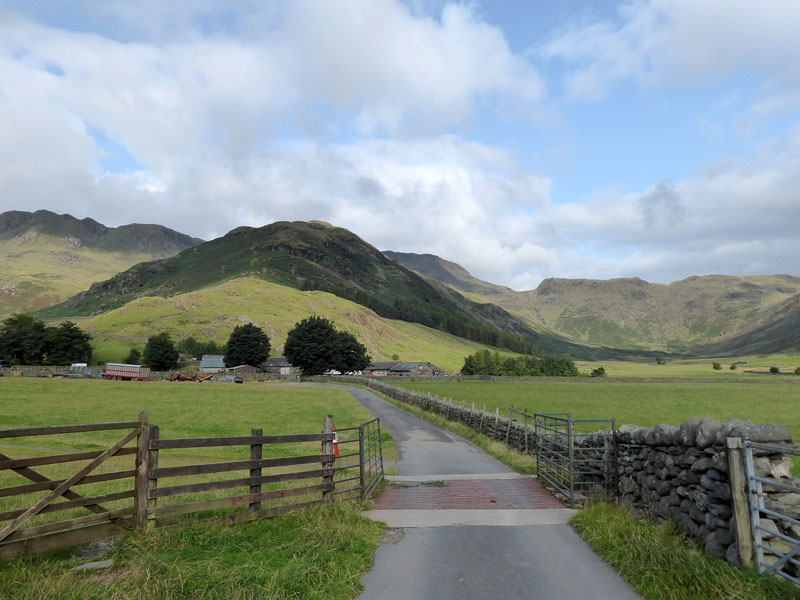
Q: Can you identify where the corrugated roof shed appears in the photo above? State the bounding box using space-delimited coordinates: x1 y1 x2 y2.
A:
199 355 225 369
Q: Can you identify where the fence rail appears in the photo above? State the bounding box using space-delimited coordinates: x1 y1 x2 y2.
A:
1 413 384 561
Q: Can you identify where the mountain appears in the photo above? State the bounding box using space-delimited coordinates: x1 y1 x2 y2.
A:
0 210 204 315
40 220 647 360
81 277 497 373
385 251 800 356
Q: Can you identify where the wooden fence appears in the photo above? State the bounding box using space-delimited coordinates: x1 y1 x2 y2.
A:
1 413 383 561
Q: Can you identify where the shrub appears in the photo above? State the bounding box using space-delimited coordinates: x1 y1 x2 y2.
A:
712 361 722 370
769 366 780 374
590 366 607 377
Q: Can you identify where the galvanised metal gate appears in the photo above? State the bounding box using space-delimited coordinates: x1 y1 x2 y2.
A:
333 418 384 501
743 441 800 585
534 412 617 508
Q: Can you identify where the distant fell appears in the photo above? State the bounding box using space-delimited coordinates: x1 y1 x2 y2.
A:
0 210 204 256
0 210 203 315
41 221 645 360
386 251 800 356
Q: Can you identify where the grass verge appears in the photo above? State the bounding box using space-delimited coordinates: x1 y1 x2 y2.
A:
0 502 384 600
571 502 800 600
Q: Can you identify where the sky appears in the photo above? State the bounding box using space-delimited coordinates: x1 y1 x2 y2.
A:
1 0 799 291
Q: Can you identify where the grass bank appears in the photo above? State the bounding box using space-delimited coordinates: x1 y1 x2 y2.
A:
572 502 800 600
0 502 383 600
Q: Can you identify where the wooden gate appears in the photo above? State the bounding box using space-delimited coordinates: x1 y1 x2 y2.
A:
0 413 146 560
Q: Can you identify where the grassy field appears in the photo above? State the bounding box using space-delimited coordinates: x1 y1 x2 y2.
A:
74 276 503 372
575 353 800 378
395 379 800 437
0 378 391 599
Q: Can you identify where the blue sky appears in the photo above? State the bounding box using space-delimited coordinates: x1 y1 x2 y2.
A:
1 1 799 289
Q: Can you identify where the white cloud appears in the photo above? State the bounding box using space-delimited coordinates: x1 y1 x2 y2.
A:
542 0 800 103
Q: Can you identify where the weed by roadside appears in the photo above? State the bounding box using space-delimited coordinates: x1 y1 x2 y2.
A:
572 502 800 600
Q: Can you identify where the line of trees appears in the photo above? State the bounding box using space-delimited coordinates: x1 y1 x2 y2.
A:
0 313 92 365
460 349 578 377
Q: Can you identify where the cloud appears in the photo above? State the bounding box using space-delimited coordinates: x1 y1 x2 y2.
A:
541 0 800 104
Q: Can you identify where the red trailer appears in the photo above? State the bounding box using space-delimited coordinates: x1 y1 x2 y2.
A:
104 363 151 381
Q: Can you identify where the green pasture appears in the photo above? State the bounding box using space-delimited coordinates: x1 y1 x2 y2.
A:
0 378 391 599
0 378 394 526
396 379 800 438
575 352 800 378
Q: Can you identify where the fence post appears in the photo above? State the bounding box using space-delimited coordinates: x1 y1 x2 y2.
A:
322 415 334 501
249 428 263 512
505 406 513 444
726 437 755 567
133 411 149 530
602 428 613 500
359 423 366 500
144 424 159 530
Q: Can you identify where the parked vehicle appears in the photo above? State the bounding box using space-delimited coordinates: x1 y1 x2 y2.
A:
104 363 151 381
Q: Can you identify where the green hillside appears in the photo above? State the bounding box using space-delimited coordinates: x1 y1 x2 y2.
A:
0 210 203 316
386 252 800 355
43 220 640 360
79 277 503 373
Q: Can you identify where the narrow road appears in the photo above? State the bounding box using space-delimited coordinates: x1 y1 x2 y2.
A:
335 384 642 600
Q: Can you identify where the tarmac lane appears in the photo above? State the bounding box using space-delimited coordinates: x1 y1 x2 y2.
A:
331 384 642 600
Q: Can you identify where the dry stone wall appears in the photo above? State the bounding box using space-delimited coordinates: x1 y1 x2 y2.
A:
323 376 799 568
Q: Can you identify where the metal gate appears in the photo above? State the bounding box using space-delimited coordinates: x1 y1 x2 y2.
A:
331 418 384 502
743 441 800 584
534 412 617 508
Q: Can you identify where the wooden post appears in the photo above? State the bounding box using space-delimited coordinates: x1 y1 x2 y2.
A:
322 415 334 501
145 425 159 530
505 406 513 444
602 428 613 500
133 412 149 530
726 437 755 567
524 413 529 454
359 423 366 500
249 428 262 512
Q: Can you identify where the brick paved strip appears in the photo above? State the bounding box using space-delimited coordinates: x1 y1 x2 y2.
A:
373 478 565 510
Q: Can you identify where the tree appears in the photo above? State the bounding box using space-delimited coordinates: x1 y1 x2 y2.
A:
124 347 142 364
795 366 800 375
142 332 179 371
769 366 780 374
224 323 271 368
334 330 371 373
284 317 370 375
590 366 607 377
730 363 737 370
0 313 48 364
712 361 722 371
44 321 92 365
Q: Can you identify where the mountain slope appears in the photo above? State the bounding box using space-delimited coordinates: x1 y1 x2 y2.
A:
386 251 800 355
42 221 646 360
80 277 499 373
0 210 204 315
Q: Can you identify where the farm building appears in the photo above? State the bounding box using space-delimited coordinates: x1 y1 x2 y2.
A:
364 361 444 377
199 355 225 373
261 357 300 376
226 364 262 374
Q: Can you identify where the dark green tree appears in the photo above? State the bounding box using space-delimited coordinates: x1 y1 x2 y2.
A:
284 317 369 375
0 312 48 364
124 347 142 364
712 361 722 371
590 366 607 377
334 330 371 373
142 332 179 371
44 321 92 365
224 323 271 368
